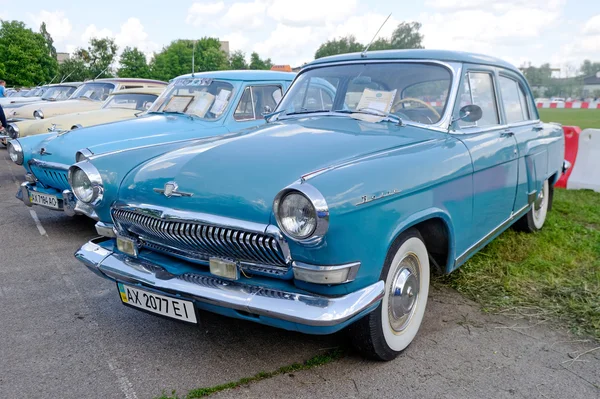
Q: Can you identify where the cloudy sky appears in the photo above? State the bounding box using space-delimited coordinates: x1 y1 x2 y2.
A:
2 0 599 72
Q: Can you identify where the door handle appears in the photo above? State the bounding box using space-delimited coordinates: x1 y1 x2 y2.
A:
532 126 543 132
501 131 514 138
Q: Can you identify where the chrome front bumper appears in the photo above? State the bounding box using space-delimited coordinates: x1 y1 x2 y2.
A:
75 238 385 328
17 183 98 219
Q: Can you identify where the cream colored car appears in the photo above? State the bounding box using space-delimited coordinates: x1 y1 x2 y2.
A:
8 78 167 121
4 88 164 141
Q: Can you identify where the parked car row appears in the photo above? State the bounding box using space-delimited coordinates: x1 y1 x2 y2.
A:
4 50 566 360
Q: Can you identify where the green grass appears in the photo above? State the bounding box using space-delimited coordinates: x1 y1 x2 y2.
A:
539 108 600 130
439 188 600 339
155 349 344 399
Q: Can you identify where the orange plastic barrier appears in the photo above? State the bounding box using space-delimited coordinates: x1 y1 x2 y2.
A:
556 126 581 188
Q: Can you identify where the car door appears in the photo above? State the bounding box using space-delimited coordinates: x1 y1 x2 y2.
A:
496 71 548 213
230 83 284 130
451 68 519 247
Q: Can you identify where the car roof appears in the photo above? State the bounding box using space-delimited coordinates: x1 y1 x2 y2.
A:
110 87 165 96
89 78 168 85
173 70 297 82
48 82 83 87
304 49 521 74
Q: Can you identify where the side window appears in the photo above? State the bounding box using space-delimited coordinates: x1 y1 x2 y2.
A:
458 72 499 128
499 76 530 123
290 77 339 112
234 85 283 121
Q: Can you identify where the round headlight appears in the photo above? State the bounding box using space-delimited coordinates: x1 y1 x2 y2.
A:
7 123 19 139
68 163 103 205
7 140 24 165
34 110 44 119
75 149 92 163
278 192 317 239
70 168 94 203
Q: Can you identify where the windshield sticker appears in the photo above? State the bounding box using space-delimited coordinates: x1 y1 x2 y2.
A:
190 92 215 117
210 89 231 115
356 88 397 113
174 78 214 87
163 95 194 113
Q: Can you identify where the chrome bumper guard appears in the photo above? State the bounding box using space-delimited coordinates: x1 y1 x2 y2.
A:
16 183 98 219
75 238 385 327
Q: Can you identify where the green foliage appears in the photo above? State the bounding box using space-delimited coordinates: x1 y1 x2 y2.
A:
155 349 343 399
57 58 88 82
117 47 150 78
440 189 600 339
539 108 600 130
580 59 600 77
0 20 58 86
248 51 273 70
149 38 229 81
40 22 56 60
314 22 424 59
229 50 248 70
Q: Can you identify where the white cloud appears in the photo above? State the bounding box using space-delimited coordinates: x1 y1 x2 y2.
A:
222 0 266 28
583 14 600 35
253 23 316 65
115 17 159 56
332 13 399 44
29 10 72 42
186 1 225 26
267 0 358 26
81 24 113 42
221 32 250 51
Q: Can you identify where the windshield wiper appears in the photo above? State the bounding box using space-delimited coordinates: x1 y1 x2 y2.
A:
284 109 331 116
333 108 403 125
160 111 200 120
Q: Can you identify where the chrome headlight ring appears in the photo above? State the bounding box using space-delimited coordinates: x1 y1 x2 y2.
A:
273 182 329 245
7 123 19 139
75 148 93 163
33 109 44 119
67 161 103 205
7 140 24 165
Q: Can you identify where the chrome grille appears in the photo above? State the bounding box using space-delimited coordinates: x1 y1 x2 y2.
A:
30 165 70 191
112 209 289 270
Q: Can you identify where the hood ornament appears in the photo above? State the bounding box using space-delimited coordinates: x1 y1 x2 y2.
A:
39 147 52 156
153 181 193 198
48 124 57 132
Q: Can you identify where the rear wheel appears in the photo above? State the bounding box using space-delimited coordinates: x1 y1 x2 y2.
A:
349 229 430 361
515 179 551 232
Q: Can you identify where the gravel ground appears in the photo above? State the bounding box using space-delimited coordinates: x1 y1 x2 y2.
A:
0 149 598 399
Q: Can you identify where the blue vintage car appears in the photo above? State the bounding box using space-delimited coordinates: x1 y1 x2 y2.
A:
72 50 566 360
8 70 295 219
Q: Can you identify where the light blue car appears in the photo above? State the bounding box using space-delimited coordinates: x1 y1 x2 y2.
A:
72 50 566 360
8 70 295 220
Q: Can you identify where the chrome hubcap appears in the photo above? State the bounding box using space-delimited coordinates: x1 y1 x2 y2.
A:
388 253 420 332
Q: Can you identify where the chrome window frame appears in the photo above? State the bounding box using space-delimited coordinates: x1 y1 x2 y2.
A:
275 59 462 133
234 84 284 122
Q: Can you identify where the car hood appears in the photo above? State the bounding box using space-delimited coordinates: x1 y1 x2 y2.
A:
118 117 442 224
27 113 227 166
10 99 102 119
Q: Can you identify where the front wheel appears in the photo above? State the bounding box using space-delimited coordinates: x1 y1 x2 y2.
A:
515 179 551 232
349 229 430 361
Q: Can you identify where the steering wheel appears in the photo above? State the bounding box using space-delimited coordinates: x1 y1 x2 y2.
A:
391 97 441 119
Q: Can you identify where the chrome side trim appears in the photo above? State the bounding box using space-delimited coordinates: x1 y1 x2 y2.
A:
75 238 384 327
455 203 531 266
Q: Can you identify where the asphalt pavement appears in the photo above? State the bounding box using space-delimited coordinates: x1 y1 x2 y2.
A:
0 149 598 399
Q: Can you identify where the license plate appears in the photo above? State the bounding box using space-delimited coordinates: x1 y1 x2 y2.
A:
29 191 59 209
117 283 197 323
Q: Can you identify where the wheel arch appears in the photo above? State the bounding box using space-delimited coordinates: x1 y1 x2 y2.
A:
385 208 456 275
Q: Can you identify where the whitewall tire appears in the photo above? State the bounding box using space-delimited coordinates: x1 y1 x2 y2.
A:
516 179 551 233
350 228 430 360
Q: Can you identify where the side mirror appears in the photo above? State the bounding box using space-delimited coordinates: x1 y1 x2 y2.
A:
454 104 482 123
262 105 273 116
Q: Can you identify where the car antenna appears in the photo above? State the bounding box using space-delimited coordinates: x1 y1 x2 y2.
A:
191 40 196 77
60 71 74 83
93 67 108 81
361 13 392 58
48 74 59 85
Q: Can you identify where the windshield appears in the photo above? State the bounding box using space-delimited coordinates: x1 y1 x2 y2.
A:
42 85 78 101
24 87 45 97
102 93 158 111
148 78 235 120
277 63 452 125
70 82 116 101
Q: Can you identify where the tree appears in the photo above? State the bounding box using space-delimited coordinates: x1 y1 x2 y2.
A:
580 60 600 77
521 62 553 87
0 20 59 86
58 58 89 82
86 37 118 78
149 38 229 81
229 50 248 70
40 22 57 60
117 47 150 78
248 52 273 70
315 35 363 59
314 22 424 59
